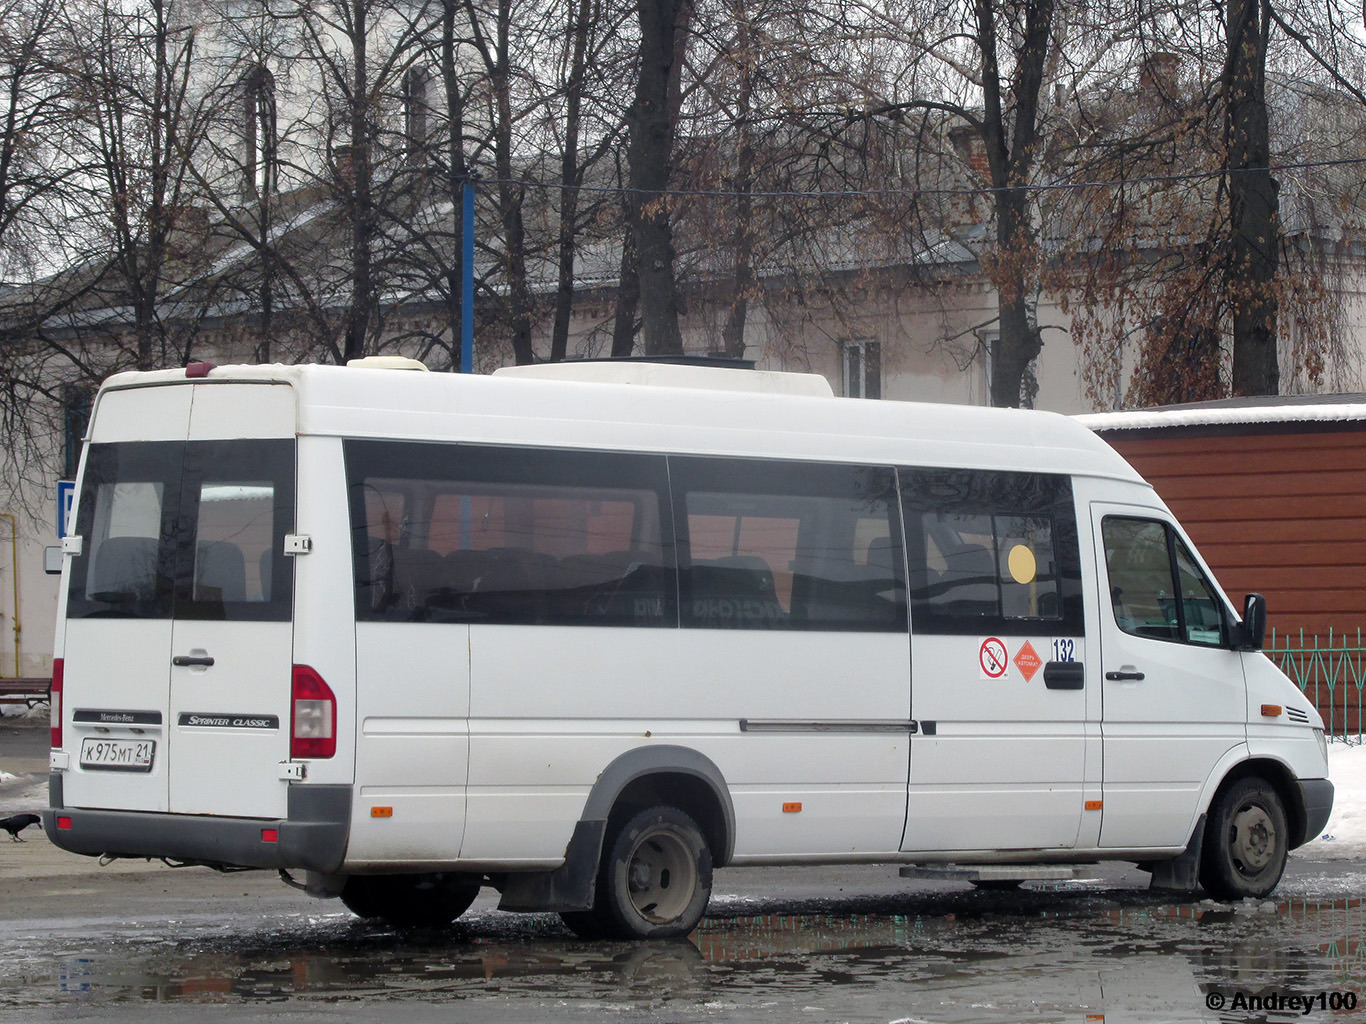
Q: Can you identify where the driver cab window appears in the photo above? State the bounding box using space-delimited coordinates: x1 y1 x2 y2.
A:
1102 516 1226 647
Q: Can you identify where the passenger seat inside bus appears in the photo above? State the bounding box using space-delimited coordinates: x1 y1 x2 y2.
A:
194 540 247 603
687 556 784 625
89 536 159 602
390 547 444 613
935 543 998 616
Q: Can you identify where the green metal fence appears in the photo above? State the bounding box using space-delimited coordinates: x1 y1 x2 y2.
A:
1266 629 1366 744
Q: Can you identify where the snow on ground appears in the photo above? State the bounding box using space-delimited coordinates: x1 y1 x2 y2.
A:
1294 742 1366 860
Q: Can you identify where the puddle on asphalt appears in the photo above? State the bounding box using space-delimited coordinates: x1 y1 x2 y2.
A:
4 888 1366 1022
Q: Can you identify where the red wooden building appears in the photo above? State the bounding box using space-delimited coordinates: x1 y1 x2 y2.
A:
1079 396 1366 732
1080 395 1366 640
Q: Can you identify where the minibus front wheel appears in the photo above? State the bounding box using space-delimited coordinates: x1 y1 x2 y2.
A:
1199 777 1289 900
567 805 713 940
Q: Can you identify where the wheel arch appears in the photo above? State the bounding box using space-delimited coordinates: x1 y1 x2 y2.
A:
584 744 736 867
1205 756 1308 849
495 744 735 914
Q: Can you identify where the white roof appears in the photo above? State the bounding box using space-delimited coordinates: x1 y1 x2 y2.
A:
99 363 1144 483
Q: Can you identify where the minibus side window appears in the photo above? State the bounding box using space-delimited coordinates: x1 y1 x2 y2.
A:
670 458 906 632
1173 538 1226 645
345 441 675 627
1102 516 1226 647
902 468 1083 636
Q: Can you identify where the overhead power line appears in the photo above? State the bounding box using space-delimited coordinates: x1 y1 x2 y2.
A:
474 153 1366 202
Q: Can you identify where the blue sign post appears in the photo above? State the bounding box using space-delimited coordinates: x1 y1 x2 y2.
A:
57 480 75 538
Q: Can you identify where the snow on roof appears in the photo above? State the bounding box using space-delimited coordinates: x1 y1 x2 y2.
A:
1077 393 1366 433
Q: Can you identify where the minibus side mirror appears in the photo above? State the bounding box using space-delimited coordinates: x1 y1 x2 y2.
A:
1233 592 1267 651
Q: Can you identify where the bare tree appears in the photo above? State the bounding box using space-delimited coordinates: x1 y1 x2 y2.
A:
548 0 623 362
1045 0 1366 407
58 0 215 370
0 0 70 285
781 0 1068 406
624 0 691 355
1225 0 1278 394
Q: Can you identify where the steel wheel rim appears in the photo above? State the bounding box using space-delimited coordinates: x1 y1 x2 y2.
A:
625 826 696 924
1229 802 1277 875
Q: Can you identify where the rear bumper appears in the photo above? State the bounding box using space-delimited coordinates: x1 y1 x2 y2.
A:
1295 777 1335 849
43 775 350 873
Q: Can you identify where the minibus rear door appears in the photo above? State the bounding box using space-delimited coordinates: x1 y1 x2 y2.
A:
62 383 298 820
167 386 296 819
62 428 188 813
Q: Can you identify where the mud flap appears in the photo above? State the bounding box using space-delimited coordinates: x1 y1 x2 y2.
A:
1148 813 1206 892
497 818 606 912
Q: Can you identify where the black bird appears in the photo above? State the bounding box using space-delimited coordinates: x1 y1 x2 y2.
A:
0 813 40 841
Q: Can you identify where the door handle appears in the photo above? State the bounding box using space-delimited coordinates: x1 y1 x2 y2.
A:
1105 669 1145 681
1043 661 1085 689
172 655 215 668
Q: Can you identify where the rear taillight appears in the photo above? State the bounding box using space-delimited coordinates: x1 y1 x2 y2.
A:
50 658 63 749
291 664 336 759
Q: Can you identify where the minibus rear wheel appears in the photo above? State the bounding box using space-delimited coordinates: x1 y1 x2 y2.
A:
339 872 481 928
592 805 713 939
1199 777 1288 901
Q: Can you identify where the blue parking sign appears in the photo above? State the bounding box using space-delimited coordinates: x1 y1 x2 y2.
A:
57 480 75 538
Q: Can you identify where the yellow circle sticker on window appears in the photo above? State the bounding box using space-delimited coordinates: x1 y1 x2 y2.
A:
1008 544 1037 585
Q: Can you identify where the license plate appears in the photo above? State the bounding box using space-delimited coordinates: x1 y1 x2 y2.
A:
80 737 156 773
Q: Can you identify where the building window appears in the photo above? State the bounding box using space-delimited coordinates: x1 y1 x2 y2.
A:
243 64 277 196
842 340 881 399
402 67 429 165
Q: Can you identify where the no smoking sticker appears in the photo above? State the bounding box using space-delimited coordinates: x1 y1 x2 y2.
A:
979 637 1009 679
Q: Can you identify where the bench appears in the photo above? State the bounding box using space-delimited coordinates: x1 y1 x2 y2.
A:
0 678 51 709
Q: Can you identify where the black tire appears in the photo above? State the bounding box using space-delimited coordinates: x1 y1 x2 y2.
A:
558 908 610 939
1199 777 1289 901
337 876 386 919
592 805 713 939
339 872 481 928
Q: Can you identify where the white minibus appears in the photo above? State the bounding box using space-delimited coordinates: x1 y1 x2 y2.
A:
44 359 1332 938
